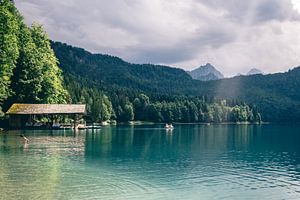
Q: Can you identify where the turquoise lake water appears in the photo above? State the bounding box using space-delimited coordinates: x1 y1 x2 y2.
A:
0 124 300 200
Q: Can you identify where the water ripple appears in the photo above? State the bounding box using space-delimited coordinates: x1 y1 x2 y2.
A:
1 126 300 200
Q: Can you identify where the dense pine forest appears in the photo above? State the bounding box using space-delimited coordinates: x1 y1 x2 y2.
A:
0 0 270 125
53 41 261 124
52 40 300 122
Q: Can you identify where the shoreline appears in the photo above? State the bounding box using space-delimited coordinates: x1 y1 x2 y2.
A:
4 121 300 131
124 121 269 125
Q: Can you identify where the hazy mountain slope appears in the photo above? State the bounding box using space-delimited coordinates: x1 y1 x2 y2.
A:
195 69 300 121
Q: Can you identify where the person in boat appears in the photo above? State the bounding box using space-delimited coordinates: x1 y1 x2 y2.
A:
20 134 29 143
165 124 174 129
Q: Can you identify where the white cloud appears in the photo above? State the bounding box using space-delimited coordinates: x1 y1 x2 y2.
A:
15 0 300 76
292 0 300 12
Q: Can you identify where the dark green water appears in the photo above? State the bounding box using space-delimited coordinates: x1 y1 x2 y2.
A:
0 124 300 200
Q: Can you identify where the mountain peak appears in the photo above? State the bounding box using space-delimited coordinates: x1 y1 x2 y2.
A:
203 63 214 68
247 68 263 75
188 63 224 81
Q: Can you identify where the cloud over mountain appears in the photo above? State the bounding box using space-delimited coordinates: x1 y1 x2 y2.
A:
15 0 300 76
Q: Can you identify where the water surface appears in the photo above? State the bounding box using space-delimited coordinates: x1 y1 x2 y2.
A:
0 124 300 200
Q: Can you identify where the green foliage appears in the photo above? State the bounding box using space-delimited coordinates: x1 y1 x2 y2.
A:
0 0 20 106
51 41 263 123
51 41 194 96
194 72 300 122
0 1 69 118
30 24 68 103
133 93 149 120
11 24 43 103
51 41 300 122
61 72 261 123
122 103 134 122
129 95 258 123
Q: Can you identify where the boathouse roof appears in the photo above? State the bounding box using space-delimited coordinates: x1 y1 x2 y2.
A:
6 104 86 115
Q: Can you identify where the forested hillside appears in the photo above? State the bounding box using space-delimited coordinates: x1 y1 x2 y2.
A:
196 69 300 121
52 41 300 122
51 41 196 95
51 42 262 123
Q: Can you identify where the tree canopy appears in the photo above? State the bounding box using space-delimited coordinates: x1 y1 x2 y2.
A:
0 0 68 116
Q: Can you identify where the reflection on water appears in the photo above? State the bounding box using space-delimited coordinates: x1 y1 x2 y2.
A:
0 124 300 199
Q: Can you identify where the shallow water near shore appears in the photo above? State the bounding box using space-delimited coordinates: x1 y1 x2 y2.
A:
0 124 300 200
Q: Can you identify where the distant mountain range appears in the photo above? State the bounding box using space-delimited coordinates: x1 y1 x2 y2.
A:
247 68 264 75
234 68 264 77
51 41 300 122
187 63 224 81
188 64 264 81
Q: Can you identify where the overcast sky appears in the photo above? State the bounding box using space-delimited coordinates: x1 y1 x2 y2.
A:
15 0 300 76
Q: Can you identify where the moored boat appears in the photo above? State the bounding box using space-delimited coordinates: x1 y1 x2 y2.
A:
77 124 102 130
165 124 174 129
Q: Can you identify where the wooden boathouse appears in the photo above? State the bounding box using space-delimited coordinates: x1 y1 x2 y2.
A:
6 104 86 129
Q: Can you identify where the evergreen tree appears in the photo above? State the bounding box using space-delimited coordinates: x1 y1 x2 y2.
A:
30 24 68 103
91 98 101 122
120 103 134 122
103 95 113 120
11 24 43 103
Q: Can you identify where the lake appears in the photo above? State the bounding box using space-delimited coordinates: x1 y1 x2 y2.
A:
0 124 300 200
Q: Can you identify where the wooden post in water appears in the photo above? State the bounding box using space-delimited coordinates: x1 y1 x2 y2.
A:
50 115 54 129
73 114 77 131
